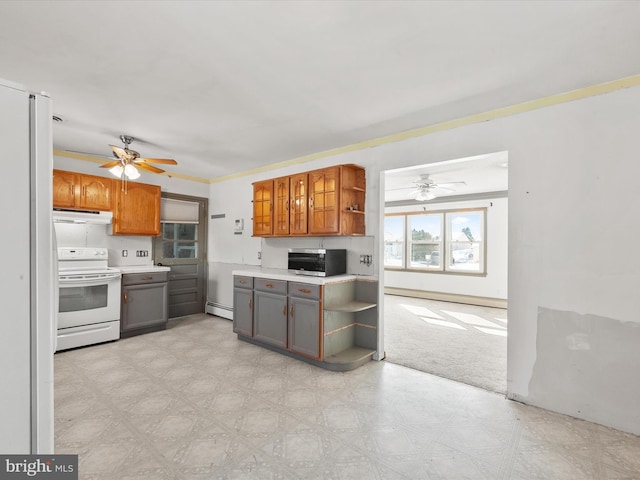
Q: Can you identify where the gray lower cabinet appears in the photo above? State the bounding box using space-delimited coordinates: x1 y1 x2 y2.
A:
233 276 253 336
121 272 169 337
253 279 288 348
288 283 321 359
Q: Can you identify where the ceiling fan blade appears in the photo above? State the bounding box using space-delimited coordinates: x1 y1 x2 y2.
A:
435 181 466 187
434 186 455 192
135 158 177 165
136 163 165 174
110 145 128 159
99 160 122 169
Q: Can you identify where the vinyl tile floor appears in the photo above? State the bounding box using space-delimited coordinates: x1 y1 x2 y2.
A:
54 314 640 480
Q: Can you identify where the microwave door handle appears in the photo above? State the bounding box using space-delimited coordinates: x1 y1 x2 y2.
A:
58 275 120 285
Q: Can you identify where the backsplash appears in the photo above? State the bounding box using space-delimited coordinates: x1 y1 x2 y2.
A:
54 223 154 267
260 235 376 276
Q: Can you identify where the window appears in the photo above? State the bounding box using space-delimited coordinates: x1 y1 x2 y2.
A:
447 211 483 272
408 214 442 270
384 208 486 274
162 223 198 259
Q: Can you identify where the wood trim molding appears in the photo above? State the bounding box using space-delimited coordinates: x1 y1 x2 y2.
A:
384 286 507 309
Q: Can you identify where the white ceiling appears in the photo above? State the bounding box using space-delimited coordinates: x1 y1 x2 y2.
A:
384 151 508 203
1 1 639 181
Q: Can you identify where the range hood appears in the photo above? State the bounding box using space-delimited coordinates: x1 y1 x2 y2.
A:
53 209 113 224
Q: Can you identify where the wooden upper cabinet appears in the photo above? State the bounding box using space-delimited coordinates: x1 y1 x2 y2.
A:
252 180 273 236
52 170 77 209
273 176 290 236
53 170 113 211
308 166 340 235
252 164 365 237
79 175 113 211
289 173 308 235
113 181 161 236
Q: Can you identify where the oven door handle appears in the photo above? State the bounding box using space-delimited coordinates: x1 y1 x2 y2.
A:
58 274 121 285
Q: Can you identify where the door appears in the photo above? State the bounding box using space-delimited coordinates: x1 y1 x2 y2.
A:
309 167 340 235
289 173 308 235
252 180 273 236
113 181 161 235
153 193 208 318
253 290 288 348
273 176 290 236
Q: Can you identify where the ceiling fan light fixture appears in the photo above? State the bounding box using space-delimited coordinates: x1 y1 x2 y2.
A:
109 164 124 178
416 189 436 201
124 163 141 180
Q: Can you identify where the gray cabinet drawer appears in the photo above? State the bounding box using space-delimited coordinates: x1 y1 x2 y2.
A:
122 271 168 285
289 282 321 300
234 275 254 289
254 278 287 294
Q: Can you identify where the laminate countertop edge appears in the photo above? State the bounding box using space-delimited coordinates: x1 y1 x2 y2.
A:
232 268 377 285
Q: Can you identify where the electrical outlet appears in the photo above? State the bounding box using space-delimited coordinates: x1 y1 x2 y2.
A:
359 254 373 266
258 251 262 260
122 250 128 257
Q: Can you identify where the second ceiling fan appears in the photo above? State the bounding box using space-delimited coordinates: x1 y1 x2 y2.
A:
100 135 177 180
401 174 466 201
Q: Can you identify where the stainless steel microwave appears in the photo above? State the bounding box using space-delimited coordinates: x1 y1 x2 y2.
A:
288 249 347 277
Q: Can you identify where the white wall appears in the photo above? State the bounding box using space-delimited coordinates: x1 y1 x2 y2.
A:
384 197 508 300
208 85 640 435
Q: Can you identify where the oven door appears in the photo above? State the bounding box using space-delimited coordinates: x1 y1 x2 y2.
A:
58 273 121 329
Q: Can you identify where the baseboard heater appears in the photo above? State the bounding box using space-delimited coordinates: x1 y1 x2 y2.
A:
205 301 233 320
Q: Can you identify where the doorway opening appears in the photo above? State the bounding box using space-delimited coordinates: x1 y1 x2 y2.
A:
382 151 508 393
153 193 208 318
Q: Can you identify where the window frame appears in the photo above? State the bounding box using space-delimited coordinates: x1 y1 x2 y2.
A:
384 207 487 276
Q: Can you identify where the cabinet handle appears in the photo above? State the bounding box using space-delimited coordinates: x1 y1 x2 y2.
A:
266 283 273 288
82 186 86 196
239 279 246 284
71 185 75 196
141 276 153 280
282 305 287 316
309 196 314 209
249 298 252 310
299 288 311 294
285 200 289 211
123 291 127 304
290 305 294 317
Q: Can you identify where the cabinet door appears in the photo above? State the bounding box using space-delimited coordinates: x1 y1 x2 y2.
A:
113 181 161 235
253 290 287 348
233 287 253 336
309 167 339 235
273 176 290 236
52 170 78 208
79 174 113 211
289 173 308 235
121 282 168 332
252 180 273 236
288 295 321 359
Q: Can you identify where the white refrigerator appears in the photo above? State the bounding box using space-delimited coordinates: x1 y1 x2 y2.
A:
0 78 55 453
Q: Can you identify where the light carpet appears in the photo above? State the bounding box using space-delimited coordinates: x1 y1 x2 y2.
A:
384 294 507 394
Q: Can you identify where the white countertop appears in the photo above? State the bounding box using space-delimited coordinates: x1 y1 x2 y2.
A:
114 265 171 273
232 267 376 285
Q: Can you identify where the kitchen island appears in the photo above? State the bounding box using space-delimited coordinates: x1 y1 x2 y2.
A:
232 268 378 371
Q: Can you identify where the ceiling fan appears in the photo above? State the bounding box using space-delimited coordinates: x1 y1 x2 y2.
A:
392 174 466 201
99 135 177 180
